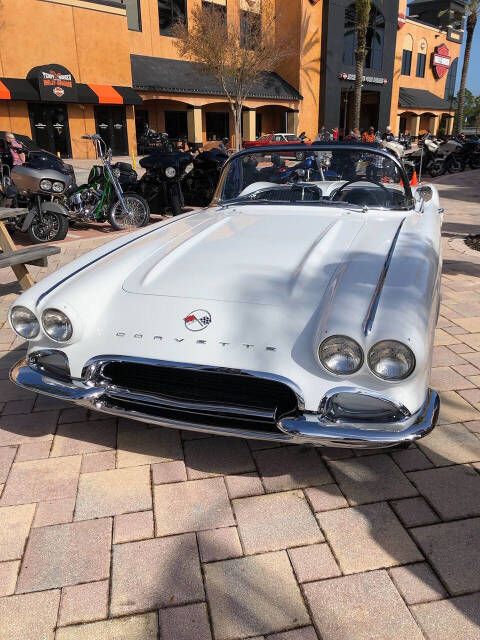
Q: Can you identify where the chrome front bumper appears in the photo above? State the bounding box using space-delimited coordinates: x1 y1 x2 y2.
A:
10 358 439 449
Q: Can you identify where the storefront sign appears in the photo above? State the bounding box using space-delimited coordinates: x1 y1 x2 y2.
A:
339 73 388 85
398 13 406 29
27 64 78 102
432 44 451 79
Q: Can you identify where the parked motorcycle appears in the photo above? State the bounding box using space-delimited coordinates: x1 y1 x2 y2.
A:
66 134 150 230
182 148 228 207
135 148 195 216
138 125 174 155
453 136 480 170
407 135 462 178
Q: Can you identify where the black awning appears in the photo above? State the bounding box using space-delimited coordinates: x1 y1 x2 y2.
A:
0 78 40 101
131 55 303 101
76 84 143 105
77 84 99 104
113 86 143 105
399 87 453 111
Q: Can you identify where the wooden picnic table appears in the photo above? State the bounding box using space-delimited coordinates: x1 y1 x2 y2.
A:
0 206 60 290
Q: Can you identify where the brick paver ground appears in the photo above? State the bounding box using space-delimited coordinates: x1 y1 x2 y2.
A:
1 170 480 638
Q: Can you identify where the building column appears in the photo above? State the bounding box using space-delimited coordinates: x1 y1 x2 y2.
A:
287 110 299 135
187 106 203 143
410 114 421 138
242 108 256 142
429 114 439 135
395 115 401 136
446 116 455 135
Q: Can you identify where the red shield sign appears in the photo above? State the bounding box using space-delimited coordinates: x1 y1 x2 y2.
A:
398 13 406 28
309 0 321 4
432 44 451 79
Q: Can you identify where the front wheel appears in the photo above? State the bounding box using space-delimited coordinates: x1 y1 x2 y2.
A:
170 193 182 216
428 160 445 178
108 193 150 231
27 210 69 244
447 156 463 174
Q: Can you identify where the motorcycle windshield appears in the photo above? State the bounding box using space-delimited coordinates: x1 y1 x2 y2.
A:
139 150 192 170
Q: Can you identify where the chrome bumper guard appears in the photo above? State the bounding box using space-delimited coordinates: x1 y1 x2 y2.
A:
10 358 439 449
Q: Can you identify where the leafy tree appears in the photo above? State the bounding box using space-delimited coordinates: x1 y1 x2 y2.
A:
453 0 479 133
173 3 289 150
352 0 371 131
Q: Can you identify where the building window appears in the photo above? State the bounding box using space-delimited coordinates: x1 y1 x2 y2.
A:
401 50 412 75
416 53 426 78
343 4 385 70
444 58 458 101
202 0 227 24
120 0 141 31
158 0 187 36
206 112 229 140
240 0 261 48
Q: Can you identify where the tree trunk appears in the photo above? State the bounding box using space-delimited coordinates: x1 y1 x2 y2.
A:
353 53 364 132
455 13 476 135
232 102 243 151
352 0 370 132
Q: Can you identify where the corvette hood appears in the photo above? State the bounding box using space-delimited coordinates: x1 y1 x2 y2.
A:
122 209 402 310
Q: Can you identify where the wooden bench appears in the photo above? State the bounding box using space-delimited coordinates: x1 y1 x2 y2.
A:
0 207 61 290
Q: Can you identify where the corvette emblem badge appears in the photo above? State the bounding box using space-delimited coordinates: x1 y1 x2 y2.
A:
184 310 212 331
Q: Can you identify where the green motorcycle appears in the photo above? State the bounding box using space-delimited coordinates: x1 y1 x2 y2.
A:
65 134 149 230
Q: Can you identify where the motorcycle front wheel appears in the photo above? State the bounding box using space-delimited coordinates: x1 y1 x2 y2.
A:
108 193 150 231
428 161 445 178
447 156 463 174
27 211 69 244
170 193 182 216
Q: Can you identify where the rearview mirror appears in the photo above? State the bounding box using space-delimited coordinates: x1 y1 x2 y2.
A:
416 185 433 203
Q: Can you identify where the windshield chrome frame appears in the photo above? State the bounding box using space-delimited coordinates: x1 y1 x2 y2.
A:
211 143 414 210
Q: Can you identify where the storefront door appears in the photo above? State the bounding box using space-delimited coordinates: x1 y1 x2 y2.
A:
94 106 128 156
28 103 71 157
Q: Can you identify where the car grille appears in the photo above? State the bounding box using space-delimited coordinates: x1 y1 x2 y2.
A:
99 361 299 433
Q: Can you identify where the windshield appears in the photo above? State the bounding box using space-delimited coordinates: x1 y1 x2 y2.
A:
214 145 412 210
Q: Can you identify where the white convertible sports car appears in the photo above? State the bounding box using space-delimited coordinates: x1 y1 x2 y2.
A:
9 144 442 449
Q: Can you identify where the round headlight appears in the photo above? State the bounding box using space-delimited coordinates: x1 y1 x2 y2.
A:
52 181 64 193
42 308 73 342
113 168 121 177
10 306 40 339
165 166 176 178
368 340 415 380
319 335 363 375
40 179 52 191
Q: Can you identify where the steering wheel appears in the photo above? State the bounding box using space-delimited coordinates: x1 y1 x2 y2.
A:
329 179 391 206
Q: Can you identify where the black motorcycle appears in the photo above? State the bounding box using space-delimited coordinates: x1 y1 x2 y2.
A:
135 149 195 216
182 148 228 207
453 136 480 170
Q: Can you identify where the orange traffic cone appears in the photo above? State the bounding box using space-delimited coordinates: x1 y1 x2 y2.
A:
410 171 418 186
399 179 404 187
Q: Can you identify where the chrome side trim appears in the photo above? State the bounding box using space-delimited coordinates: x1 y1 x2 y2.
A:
362 217 406 336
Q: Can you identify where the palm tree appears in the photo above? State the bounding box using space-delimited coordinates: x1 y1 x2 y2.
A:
455 0 479 134
353 0 371 131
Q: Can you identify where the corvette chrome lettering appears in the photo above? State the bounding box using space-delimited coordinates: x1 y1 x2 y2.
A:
114 332 277 351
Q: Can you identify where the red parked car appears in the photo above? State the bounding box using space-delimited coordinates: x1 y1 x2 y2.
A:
243 132 311 159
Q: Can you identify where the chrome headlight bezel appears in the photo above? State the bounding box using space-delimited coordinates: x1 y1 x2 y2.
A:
39 179 52 192
165 166 176 178
10 306 40 339
368 340 416 381
318 335 364 376
41 308 73 342
52 181 65 193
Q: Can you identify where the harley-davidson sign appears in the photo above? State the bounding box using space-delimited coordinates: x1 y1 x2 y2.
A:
27 64 78 102
432 44 451 79
398 13 406 28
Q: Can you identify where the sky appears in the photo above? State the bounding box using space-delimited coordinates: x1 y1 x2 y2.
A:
456 25 480 95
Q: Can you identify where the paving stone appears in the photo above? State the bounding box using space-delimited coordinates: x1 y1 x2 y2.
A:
431 367 476 391
197 526 243 562
110 533 204 615
319 447 354 460
327 454 418 505
224 471 265 498
233 491 322 554
411 518 480 595
408 465 480 519
33 396 69 412
0 411 57 446
303 570 424 640
58 407 89 424
152 460 187 484
253 446 332 492
58 580 109 626
390 497 440 527
117 425 182 467
288 543 341 583
154 477 234 536
16 518 111 593
0 589 60 640
0 503 36 561
0 560 20 596
33 497 76 528
437 391 480 424
318 502 423 574
304 483 348 512
75 465 151 520
159 602 212 640
432 346 467 367
15 440 51 461
267 630 318 640
113 510 154 543
205 551 310 640
0 445 16 482
56 613 158 640
434 329 460 346
461 332 480 348
453 364 480 377
80 450 116 473
50 420 117 457
2 399 35 415
418 422 480 465
459 388 480 404
411 593 480 640
390 448 434 472
0 455 81 506
389 562 447 605
185 436 255 479
448 342 476 354
464 352 480 368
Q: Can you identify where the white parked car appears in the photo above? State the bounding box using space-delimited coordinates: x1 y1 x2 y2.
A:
9 144 442 449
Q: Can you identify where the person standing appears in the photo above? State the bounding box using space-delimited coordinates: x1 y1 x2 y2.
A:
362 126 376 144
382 126 395 142
5 133 25 166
